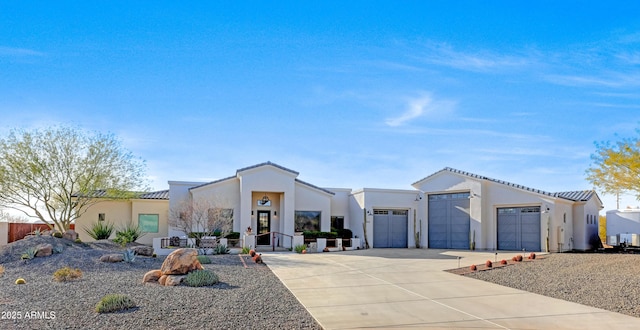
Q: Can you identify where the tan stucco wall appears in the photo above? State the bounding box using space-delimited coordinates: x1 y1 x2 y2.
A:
75 199 169 246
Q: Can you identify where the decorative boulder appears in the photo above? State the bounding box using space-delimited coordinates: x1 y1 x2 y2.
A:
164 275 186 286
100 254 124 263
160 248 203 275
131 246 154 257
142 270 163 283
158 275 168 286
35 243 53 257
62 230 78 241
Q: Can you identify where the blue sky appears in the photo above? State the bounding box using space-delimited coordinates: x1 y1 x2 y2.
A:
2 2 640 212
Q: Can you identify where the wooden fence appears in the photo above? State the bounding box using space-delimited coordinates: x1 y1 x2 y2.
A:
7 223 75 243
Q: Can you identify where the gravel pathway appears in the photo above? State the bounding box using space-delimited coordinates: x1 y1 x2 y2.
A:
466 253 640 318
0 236 321 330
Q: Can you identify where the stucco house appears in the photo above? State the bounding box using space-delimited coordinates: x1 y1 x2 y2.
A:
72 161 603 252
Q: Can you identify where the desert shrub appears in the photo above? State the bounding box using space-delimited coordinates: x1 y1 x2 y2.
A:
241 246 251 254
528 252 536 260
469 264 477 271
336 228 353 239
513 255 523 262
184 269 219 287
252 253 262 263
113 222 145 246
294 244 307 253
485 260 493 268
196 255 211 264
95 294 136 313
21 247 38 260
122 249 136 263
249 249 256 257
52 232 63 238
0 264 5 276
53 266 83 282
84 221 115 240
74 238 82 243
33 228 42 236
225 232 240 239
214 244 229 255
15 278 26 284
500 259 508 265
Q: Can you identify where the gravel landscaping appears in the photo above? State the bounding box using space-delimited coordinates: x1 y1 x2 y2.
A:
0 236 321 330
464 253 640 318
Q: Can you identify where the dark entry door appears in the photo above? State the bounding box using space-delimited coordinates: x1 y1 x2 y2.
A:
257 211 271 245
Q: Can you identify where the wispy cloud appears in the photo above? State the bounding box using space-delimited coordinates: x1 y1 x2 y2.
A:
416 42 533 72
0 46 44 57
385 94 455 127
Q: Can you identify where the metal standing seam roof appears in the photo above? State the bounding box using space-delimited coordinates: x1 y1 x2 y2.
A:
414 167 599 202
137 190 170 200
73 189 169 200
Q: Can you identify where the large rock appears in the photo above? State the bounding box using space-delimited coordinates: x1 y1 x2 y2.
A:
158 275 168 286
100 254 124 263
142 269 162 283
131 245 154 256
35 243 53 257
63 230 78 241
164 275 186 286
160 248 203 275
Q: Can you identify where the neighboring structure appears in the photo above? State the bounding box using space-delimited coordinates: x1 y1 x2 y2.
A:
606 208 640 244
40 162 604 252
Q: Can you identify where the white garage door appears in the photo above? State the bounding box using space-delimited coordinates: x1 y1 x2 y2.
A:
497 207 541 251
373 209 408 248
428 193 470 249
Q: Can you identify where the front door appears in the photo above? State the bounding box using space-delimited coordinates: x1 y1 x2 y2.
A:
257 211 271 245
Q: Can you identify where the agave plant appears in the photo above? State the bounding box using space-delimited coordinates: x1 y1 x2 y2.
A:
122 249 136 263
214 244 229 255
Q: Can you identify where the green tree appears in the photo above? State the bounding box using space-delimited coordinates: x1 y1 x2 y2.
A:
586 131 640 200
0 127 147 232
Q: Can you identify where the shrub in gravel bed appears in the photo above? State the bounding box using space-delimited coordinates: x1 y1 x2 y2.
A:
214 244 229 255
197 255 211 264
470 264 477 271
500 259 507 265
184 269 219 287
95 294 136 313
53 266 83 282
528 252 536 259
0 264 4 276
485 260 492 268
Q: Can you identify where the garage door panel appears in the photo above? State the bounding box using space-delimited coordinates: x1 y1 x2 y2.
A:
498 207 540 251
373 210 407 248
428 193 470 249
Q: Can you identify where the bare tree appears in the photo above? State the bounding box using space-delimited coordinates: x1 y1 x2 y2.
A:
168 196 233 239
0 127 147 232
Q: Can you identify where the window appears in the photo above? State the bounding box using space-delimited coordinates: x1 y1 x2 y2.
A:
138 214 159 233
295 211 320 232
98 213 105 221
331 216 344 231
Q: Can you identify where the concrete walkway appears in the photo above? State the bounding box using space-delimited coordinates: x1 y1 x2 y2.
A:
264 249 640 329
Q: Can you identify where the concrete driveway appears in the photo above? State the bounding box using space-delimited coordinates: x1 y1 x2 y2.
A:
264 249 640 329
